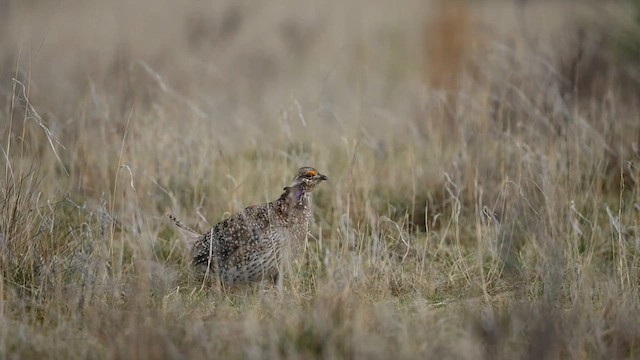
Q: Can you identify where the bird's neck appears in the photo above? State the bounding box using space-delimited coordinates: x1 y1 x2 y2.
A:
280 184 311 207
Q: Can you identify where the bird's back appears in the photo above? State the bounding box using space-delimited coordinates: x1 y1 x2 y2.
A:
191 188 311 283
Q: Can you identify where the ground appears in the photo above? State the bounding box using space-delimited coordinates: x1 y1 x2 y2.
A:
1 0 640 358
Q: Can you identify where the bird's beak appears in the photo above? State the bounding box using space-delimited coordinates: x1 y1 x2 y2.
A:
318 174 328 181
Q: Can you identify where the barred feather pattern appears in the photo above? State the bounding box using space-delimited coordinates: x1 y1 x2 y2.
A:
191 168 326 284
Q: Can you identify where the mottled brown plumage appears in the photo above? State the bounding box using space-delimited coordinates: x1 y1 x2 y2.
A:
190 167 328 284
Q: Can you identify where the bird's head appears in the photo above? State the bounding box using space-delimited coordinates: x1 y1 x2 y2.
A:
290 166 328 192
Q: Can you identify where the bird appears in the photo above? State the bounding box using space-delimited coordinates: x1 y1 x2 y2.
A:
175 167 328 285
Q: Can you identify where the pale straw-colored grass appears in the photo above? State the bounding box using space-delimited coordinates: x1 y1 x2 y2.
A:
1 0 639 358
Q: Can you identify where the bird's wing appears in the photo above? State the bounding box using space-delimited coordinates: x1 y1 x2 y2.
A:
193 205 275 266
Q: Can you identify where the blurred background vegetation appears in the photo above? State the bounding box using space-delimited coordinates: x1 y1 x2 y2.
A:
1 0 639 358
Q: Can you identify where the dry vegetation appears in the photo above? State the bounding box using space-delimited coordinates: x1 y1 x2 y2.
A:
1 0 640 358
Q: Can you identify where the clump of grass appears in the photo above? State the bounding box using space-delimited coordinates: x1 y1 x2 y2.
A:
0 0 639 358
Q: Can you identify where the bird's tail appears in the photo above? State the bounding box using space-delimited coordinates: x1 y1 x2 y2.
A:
167 213 201 245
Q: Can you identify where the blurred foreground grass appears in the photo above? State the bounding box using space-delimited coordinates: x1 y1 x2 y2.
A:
1 0 640 358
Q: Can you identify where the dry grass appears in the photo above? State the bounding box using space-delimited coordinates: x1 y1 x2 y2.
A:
1 0 640 358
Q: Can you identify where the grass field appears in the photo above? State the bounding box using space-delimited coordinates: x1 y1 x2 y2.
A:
1 0 640 358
